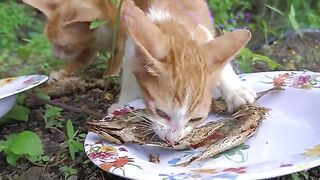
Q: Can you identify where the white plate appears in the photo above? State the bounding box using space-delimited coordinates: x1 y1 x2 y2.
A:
85 71 320 180
0 75 48 100
0 75 48 118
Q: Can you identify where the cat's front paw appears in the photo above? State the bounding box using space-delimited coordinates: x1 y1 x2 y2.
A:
108 103 122 114
224 84 256 113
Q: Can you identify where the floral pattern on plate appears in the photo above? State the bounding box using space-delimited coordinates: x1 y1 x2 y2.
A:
261 71 320 89
85 71 320 180
86 142 142 176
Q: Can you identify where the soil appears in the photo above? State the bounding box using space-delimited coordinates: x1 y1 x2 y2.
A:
253 29 320 72
0 82 123 180
0 24 319 180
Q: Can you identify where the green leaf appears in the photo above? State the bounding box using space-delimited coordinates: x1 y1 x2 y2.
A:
291 173 300 180
27 155 41 162
4 104 30 121
0 143 5 152
68 140 83 160
265 4 284 16
90 20 107 29
45 105 63 118
288 4 302 37
72 140 84 151
251 53 280 70
69 142 76 160
66 119 75 139
6 152 19 166
45 118 63 129
59 166 78 178
110 0 117 5
16 93 26 104
41 155 50 162
9 131 43 156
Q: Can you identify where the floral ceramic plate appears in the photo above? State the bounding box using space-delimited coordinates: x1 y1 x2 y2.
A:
0 75 48 100
85 71 320 180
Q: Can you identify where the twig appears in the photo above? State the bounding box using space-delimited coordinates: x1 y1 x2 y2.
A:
27 93 107 119
29 156 68 168
256 87 284 100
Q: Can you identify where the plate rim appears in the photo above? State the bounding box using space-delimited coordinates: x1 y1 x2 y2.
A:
0 75 48 100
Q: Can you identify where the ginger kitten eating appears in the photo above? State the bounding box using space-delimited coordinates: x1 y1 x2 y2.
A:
110 0 256 145
22 0 128 76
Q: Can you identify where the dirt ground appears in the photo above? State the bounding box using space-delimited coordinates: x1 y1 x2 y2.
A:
254 29 320 72
0 30 320 180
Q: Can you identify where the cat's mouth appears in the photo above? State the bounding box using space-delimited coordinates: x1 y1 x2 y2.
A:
52 48 80 60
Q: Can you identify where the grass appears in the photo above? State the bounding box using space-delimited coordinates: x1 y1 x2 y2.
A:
0 0 319 179
0 1 62 77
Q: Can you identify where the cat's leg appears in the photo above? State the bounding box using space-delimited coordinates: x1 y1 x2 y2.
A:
108 38 141 113
218 63 256 112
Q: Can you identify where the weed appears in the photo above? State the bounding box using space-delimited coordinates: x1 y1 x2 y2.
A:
66 119 85 160
44 105 64 129
59 165 78 180
238 48 280 73
266 4 302 38
0 131 47 166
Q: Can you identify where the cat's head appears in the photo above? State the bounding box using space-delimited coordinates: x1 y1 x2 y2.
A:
122 1 251 145
23 0 108 60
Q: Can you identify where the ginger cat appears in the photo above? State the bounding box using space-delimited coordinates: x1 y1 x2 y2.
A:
22 0 128 76
110 0 256 145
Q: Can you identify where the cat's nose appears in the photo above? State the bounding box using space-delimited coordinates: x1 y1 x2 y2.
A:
165 134 179 146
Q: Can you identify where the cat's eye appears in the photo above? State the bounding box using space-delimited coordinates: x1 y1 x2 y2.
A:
156 108 170 121
189 117 203 122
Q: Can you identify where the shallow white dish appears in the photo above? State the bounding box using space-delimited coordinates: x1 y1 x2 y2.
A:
0 75 48 118
85 71 320 180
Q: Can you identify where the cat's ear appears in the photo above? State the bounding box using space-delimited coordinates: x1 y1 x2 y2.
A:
63 4 104 27
22 0 61 17
121 0 170 60
202 29 251 71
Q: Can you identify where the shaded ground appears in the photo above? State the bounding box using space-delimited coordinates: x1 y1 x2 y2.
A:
254 29 320 72
0 26 320 180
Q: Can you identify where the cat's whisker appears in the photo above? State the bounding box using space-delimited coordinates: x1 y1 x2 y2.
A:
138 111 161 126
138 128 154 134
131 111 151 122
134 119 152 126
149 132 157 141
142 131 155 138
135 127 152 132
